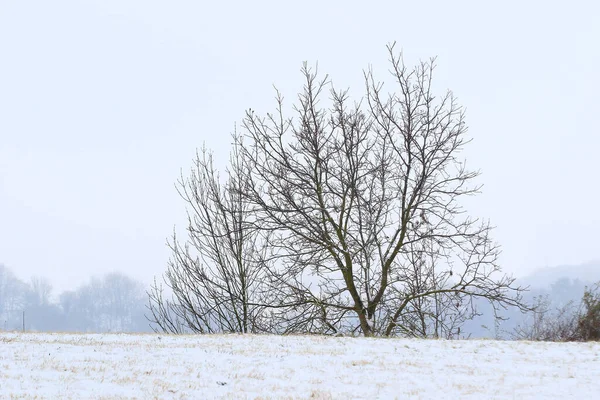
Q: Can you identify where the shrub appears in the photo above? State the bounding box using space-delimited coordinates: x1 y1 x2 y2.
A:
513 281 600 342
577 283 600 341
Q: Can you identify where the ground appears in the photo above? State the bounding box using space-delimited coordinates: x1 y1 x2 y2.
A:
0 332 598 399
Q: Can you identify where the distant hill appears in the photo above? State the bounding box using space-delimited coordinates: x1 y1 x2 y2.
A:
520 260 600 289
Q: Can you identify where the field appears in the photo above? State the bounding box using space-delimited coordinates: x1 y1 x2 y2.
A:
1 332 598 399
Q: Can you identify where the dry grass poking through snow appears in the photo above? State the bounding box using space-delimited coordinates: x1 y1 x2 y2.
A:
0 332 599 399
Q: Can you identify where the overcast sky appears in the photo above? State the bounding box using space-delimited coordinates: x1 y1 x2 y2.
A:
1 0 598 293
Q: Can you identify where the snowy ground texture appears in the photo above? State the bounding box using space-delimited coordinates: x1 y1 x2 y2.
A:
1 333 599 399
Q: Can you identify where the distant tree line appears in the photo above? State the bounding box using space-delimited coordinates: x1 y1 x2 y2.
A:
0 264 151 333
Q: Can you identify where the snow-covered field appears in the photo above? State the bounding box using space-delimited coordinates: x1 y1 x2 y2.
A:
1 332 598 399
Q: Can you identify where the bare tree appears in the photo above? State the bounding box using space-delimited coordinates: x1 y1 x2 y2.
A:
56 273 149 333
28 277 53 307
0 264 27 330
147 141 270 334
234 43 528 337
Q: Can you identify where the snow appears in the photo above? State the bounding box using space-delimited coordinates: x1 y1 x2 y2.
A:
1 332 598 399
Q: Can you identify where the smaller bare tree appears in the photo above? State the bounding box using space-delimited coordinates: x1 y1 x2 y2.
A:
147 141 270 334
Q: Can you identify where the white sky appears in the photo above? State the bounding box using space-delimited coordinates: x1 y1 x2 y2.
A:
1 0 598 293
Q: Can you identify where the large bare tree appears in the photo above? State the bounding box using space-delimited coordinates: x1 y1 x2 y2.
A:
150 44 527 337
234 43 527 337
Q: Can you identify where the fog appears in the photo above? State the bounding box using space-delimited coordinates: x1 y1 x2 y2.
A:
1 0 599 329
